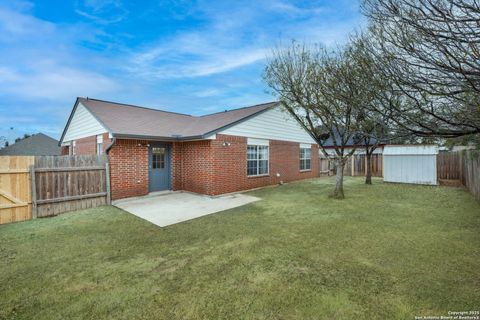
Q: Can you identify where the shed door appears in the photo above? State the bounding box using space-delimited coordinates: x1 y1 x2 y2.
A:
149 144 171 192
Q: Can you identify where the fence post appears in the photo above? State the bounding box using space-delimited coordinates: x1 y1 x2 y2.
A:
105 161 111 205
30 164 37 219
351 155 355 176
382 154 384 178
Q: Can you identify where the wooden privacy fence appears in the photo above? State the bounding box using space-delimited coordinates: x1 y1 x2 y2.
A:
437 152 462 180
0 156 34 224
437 150 480 201
460 150 480 201
33 155 110 218
320 154 383 177
319 157 332 175
0 155 110 224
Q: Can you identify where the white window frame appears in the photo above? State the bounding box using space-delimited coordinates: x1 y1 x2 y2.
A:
247 138 269 177
300 144 312 171
71 141 76 155
96 135 103 155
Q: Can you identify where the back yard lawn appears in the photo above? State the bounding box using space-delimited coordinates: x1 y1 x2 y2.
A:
1 177 479 320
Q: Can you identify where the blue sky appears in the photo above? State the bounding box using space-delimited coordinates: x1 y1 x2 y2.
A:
0 0 362 143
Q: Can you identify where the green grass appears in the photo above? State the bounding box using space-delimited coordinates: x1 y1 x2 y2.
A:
1 177 479 320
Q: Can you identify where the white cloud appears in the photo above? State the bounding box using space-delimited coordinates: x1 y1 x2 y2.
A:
128 33 269 79
0 7 55 38
267 0 326 16
0 6 121 101
125 0 360 80
194 88 221 98
0 65 118 100
74 0 128 25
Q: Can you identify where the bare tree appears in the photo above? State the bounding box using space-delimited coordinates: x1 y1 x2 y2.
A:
362 0 480 137
351 35 398 184
358 113 390 184
0 136 6 149
264 42 370 198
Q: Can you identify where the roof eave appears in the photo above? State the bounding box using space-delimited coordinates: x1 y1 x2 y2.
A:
112 133 208 141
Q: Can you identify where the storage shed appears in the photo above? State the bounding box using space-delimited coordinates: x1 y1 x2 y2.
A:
383 145 438 185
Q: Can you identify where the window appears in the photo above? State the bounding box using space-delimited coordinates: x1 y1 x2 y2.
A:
300 146 311 171
152 147 165 169
71 141 76 155
96 135 103 155
247 145 269 176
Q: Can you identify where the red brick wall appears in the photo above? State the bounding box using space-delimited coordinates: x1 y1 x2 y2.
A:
208 134 319 195
74 135 96 155
67 133 111 156
172 140 214 194
61 146 69 155
101 133 111 153
171 134 318 196
108 139 149 200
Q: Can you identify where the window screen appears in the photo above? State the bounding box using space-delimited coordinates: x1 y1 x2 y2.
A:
247 145 269 176
300 147 312 170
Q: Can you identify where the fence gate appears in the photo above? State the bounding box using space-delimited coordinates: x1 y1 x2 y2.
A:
0 156 34 224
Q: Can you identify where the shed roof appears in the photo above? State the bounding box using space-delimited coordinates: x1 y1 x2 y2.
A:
383 145 438 155
61 98 278 142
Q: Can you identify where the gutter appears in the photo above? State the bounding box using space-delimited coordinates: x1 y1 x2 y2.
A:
112 133 208 141
103 133 204 154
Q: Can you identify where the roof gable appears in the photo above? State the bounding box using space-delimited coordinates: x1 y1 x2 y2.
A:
61 100 109 143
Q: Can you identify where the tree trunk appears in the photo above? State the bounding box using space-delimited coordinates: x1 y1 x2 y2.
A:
365 152 372 185
333 158 346 199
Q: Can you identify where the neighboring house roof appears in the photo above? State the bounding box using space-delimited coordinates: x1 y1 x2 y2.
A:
0 133 61 156
60 97 279 142
322 128 384 148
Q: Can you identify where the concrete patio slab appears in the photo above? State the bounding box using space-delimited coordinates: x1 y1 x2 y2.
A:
113 192 260 227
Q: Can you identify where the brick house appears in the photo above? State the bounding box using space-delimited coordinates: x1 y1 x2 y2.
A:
59 97 319 200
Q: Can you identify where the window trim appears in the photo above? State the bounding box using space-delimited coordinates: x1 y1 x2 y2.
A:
96 135 103 155
247 144 270 177
299 145 312 171
97 142 103 155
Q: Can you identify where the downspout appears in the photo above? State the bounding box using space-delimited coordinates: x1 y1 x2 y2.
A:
104 136 115 204
105 136 116 155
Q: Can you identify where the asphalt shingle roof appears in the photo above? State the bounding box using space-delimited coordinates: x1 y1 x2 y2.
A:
75 97 278 140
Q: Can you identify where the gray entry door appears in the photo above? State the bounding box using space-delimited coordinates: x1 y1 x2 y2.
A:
149 144 171 192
